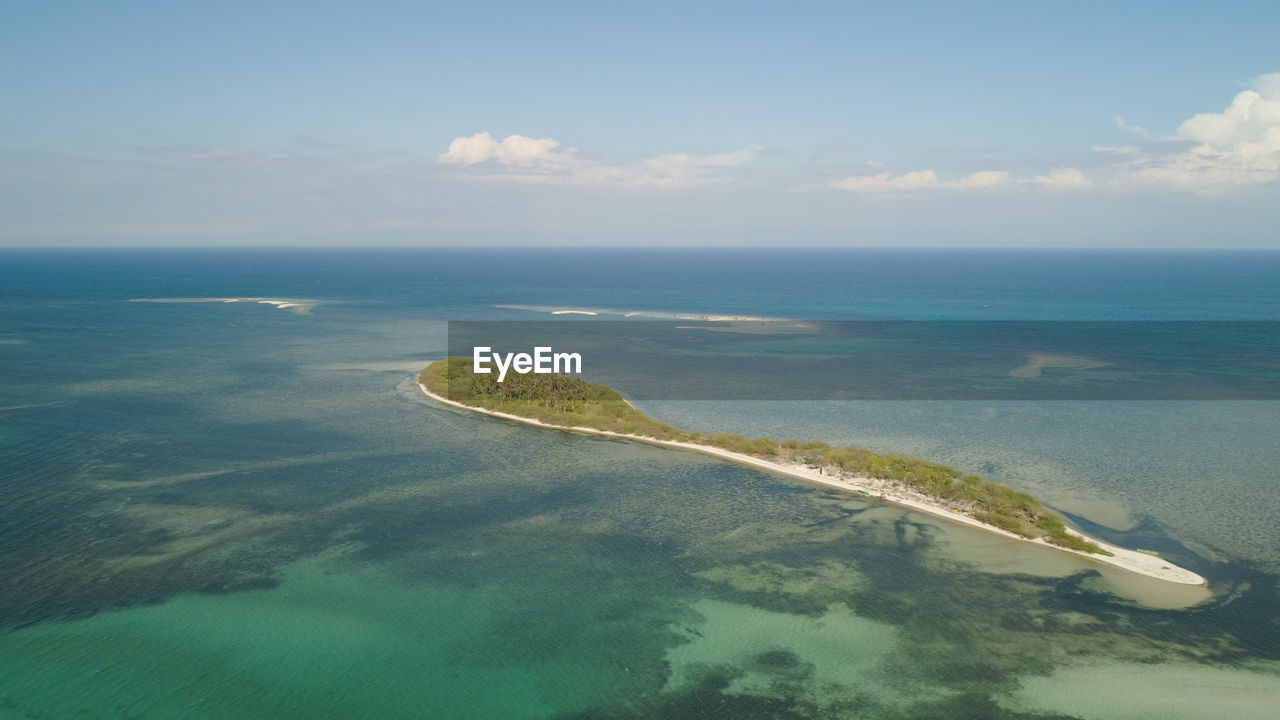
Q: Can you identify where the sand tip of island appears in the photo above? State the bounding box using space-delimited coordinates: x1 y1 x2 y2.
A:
415 366 1206 588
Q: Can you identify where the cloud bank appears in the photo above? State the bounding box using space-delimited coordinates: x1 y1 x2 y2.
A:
438 132 757 189
830 168 1091 194
1122 72 1280 190
826 73 1280 196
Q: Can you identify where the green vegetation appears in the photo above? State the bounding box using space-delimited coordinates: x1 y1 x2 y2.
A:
420 358 1112 556
422 357 690 440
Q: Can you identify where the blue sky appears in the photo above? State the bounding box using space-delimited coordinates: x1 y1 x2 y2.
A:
2 1 1278 246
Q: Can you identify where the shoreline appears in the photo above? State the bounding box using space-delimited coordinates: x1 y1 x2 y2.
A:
418 381 1207 587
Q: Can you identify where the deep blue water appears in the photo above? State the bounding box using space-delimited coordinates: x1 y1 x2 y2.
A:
4 247 1279 319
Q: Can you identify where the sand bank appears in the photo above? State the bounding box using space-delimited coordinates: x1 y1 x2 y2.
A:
1008 353 1111 378
129 297 319 314
495 304 783 322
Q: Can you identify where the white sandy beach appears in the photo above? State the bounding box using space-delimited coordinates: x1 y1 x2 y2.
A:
419 381 1207 587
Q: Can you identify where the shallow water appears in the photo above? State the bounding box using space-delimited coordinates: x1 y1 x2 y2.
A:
1 249 1278 719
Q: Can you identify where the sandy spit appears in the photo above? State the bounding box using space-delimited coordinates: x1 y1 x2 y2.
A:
418 382 1207 586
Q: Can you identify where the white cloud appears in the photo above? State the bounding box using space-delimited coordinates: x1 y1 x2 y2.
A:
831 170 940 193
437 131 568 167
948 170 1012 190
438 132 499 165
1091 144 1141 155
1114 115 1152 138
438 132 757 189
829 168 1084 194
1032 167 1094 190
828 73 1279 196
1178 82 1280 148
1121 72 1280 191
829 166 1093 194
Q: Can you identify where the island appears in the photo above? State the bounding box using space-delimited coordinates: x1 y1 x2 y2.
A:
418 357 1206 586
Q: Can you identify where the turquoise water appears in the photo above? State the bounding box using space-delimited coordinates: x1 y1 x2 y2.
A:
1 249 1278 718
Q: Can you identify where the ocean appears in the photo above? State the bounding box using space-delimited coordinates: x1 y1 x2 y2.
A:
1 248 1277 719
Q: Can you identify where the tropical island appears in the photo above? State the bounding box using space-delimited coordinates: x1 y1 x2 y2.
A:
418 357 1206 586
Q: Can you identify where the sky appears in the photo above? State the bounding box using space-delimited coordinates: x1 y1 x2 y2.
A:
2 1 1278 247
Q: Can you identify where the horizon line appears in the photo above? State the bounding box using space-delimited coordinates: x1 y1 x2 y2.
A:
3 245 1280 252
